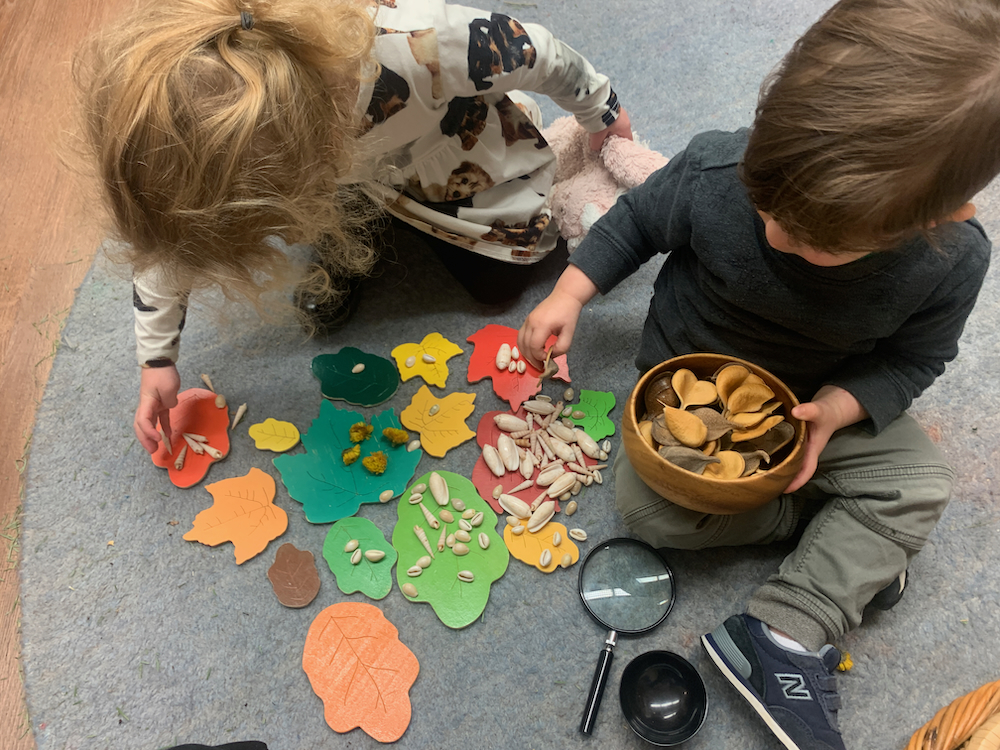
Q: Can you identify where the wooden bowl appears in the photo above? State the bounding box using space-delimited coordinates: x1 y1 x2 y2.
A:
621 353 805 515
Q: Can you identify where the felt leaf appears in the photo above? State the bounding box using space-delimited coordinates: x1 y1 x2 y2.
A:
390 332 464 388
273 402 421 523
568 389 617 441
391 471 508 629
504 521 579 573
323 517 398 600
248 418 301 452
303 602 419 743
268 543 321 608
183 467 287 563
398 385 476 458
151 388 230 488
466 324 570 411
312 347 399 406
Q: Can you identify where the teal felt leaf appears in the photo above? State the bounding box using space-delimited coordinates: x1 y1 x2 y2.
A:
273 401 423 524
569 389 617 441
312 347 399 406
391 471 508 629
323 517 398 600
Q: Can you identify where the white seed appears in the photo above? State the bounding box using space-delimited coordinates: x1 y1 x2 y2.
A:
173 445 187 471
344 539 360 553
496 343 512 370
470 511 485 527
407 566 423 577
412 482 428 494
462 509 476 520
497 434 520 472
494 414 529 433
547 473 577 498
454 530 471 543
560 553 573 568
405 355 416 368
517 360 526 374
565 500 578 516
539 549 552 567
351 549 362 565
428 404 440 416
352 363 365 374
452 498 466 512
527 501 555 533
564 388 575 402
408 492 423 505
407 439 421 452
452 542 470 556
552 531 562 546
429 471 449 506
457 570 475 583
511 345 520 360
364 549 385 562
379 489 394 503
402 583 418 598
422 353 436 363
523 399 557 415
439 509 454 524
511 525 525 535
498 494 531 519
482 444 505 477
478 532 490 549
569 528 588 542
419 502 440 529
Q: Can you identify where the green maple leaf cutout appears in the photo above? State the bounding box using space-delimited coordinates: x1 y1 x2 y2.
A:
391 470 509 629
312 347 399 406
323 517 398 600
568 389 617 441
273 401 422 524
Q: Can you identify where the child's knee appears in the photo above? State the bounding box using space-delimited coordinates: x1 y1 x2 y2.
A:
616 491 722 550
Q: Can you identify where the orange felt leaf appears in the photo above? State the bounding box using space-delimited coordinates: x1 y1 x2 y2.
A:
504 521 579 573
183 467 287 564
303 602 420 743
151 388 230 488
399 385 476 458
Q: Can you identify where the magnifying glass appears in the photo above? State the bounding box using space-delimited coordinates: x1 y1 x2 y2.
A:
578 538 675 735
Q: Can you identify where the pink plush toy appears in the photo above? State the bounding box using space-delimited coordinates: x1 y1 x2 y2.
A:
542 116 669 250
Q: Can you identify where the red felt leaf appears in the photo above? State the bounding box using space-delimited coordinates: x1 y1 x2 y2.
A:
303 602 420 743
466 324 570 411
151 388 230 488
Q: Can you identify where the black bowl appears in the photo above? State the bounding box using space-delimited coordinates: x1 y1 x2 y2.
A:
619 651 707 746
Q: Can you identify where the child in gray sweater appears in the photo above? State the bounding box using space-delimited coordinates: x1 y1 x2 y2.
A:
519 0 998 747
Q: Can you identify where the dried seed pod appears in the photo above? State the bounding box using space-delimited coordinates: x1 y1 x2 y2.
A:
402 583 419 598
497 434 520 472
498 494 531 519
457 570 475 583
364 549 386 562
482 444 505 477
565 500 578 516
452 543 470 556
726 382 776 416
539 549 552 567
350 549 362 565
732 420 795 457
428 471 449 506
439 509 454 524
494 414 529 433
527 501 555 533
671 369 718 410
663 406 708 448
568 528 588 542
496 343 512 370
643 372 679 414
344 539 360 553
703 450 747 480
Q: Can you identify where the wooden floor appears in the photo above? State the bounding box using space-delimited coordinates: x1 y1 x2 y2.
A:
0 0 132 745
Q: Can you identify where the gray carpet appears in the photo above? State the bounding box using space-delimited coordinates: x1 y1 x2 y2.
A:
21 1 1000 748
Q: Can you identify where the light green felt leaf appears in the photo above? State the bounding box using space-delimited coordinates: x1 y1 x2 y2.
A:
312 347 399 406
323 517 398 600
273 401 422 524
391 471 508 629
569 389 617 441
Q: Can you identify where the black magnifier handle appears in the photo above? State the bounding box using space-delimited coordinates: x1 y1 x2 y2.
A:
580 629 618 735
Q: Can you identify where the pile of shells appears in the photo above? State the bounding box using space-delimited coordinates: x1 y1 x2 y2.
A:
496 491 589 569
483 394 611 512
639 364 795 478
343 538 387 566
402 472 484 599
170 431 224 470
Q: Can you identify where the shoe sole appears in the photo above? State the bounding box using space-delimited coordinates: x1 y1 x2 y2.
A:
701 632 802 750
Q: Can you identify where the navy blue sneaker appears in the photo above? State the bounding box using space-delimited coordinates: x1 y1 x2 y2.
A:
702 615 846 750
866 569 907 612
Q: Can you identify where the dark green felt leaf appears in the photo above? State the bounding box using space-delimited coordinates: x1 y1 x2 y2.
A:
569 389 617 441
312 347 399 406
273 401 422 524
323 517 397 600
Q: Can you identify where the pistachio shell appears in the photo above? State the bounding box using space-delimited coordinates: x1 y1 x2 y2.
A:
663 406 709 448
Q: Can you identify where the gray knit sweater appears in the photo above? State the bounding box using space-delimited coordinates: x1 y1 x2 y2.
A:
571 129 991 433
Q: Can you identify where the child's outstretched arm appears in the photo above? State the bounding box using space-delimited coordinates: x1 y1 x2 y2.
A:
785 385 869 493
518 264 599 369
135 365 180 454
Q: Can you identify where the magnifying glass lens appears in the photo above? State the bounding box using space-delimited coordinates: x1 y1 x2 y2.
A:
579 540 674 633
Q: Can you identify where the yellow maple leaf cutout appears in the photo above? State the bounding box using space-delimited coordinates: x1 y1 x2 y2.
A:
504 521 579 573
248 418 300 452
399 385 476 458
183 467 288 564
391 332 464 389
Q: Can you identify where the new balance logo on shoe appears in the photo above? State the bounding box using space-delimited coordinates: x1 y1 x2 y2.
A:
776 673 813 701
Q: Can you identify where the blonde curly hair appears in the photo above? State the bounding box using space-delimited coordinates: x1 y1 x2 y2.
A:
76 0 382 310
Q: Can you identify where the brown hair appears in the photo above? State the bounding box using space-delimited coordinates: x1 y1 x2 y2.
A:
741 0 1000 253
75 0 381 309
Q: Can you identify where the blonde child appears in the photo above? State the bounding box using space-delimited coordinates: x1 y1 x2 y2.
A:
77 0 630 454
518 0 997 747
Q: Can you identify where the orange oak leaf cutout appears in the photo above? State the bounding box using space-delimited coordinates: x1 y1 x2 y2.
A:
303 602 420 743
183 467 287 564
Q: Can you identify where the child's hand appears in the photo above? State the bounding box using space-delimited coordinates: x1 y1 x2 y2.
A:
784 385 868 493
589 107 632 151
517 265 599 368
135 365 181 454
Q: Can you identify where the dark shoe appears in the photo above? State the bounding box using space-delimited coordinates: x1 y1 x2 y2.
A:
702 614 846 750
294 272 361 336
866 569 907 612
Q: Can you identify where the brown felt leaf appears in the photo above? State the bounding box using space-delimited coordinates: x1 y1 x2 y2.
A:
268 543 321 608
658 446 720 474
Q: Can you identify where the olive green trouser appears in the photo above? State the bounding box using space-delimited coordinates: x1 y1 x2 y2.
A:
614 413 954 651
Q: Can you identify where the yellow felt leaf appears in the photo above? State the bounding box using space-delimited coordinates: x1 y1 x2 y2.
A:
391 332 465 388
183 467 288 563
399 386 476 458
248 418 301 452
503 521 579 573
